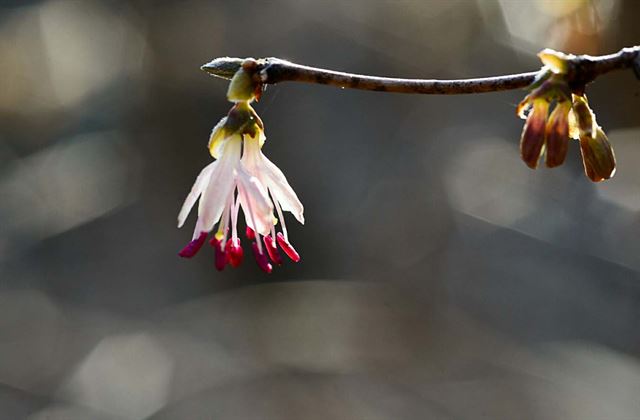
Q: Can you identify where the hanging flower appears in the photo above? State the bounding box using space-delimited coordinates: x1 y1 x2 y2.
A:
177 67 303 273
177 124 275 272
516 49 616 181
516 51 572 169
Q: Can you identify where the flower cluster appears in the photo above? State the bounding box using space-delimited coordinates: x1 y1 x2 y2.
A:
517 49 616 182
178 59 304 273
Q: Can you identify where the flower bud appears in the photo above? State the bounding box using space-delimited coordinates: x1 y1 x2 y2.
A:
226 59 260 102
579 126 616 182
538 48 573 74
544 100 571 168
520 99 549 169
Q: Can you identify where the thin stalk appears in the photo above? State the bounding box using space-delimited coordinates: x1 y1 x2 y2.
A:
202 46 640 95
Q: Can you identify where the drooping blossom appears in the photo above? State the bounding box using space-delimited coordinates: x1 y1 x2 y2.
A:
516 49 616 181
178 84 303 272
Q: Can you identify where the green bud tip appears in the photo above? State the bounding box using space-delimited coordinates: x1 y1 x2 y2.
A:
201 57 244 80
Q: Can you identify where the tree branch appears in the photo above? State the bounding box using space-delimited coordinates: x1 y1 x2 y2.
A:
202 46 640 95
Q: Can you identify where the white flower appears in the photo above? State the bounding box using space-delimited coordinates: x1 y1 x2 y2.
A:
241 132 303 263
177 133 273 270
177 102 304 272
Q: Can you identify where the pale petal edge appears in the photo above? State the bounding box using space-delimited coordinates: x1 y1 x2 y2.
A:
198 141 241 232
177 161 217 228
260 155 304 224
237 168 274 236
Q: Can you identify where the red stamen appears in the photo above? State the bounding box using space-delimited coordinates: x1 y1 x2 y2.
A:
263 235 283 265
276 232 300 262
251 242 272 273
245 226 256 240
210 237 227 271
226 238 244 268
178 232 208 258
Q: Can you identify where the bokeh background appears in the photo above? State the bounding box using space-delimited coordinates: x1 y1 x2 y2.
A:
1 0 639 418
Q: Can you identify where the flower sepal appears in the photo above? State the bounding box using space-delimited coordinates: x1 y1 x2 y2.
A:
208 102 264 158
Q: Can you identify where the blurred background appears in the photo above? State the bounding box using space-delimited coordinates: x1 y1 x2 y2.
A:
0 0 639 418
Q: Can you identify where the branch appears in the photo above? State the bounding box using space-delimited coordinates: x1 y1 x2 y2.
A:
202 46 640 95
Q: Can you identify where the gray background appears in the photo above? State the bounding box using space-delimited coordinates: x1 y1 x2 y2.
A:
0 0 639 418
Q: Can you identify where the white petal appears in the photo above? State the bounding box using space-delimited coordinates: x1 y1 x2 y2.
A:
237 167 273 236
177 161 217 228
198 140 241 232
260 154 304 224
239 134 262 170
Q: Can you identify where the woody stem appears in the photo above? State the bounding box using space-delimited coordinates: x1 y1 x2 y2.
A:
202 46 640 95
